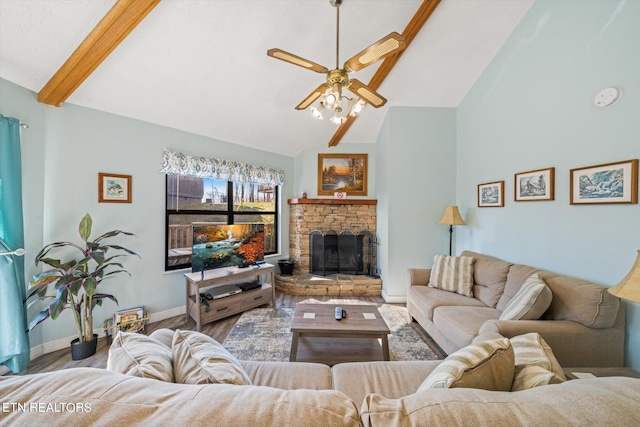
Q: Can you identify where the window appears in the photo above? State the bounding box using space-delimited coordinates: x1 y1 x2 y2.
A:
165 175 278 270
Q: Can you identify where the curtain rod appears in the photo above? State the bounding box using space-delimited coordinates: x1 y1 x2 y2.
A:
19 122 29 129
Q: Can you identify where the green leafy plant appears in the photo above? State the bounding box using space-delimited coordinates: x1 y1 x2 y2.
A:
26 213 140 343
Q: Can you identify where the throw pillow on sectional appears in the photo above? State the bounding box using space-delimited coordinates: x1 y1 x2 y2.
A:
510 332 566 391
499 274 553 321
172 329 252 385
107 331 174 382
427 254 475 297
418 336 514 391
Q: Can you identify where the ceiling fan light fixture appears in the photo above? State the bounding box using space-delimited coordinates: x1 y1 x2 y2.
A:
349 99 366 116
267 0 407 130
324 90 339 107
311 103 325 120
330 113 345 125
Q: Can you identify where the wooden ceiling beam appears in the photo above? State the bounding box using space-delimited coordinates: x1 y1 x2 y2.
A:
38 0 161 107
328 0 441 147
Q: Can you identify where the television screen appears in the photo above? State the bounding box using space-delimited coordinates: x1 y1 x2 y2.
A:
192 224 265 272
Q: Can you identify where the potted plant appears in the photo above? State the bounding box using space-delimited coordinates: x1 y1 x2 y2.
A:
26 213 139 360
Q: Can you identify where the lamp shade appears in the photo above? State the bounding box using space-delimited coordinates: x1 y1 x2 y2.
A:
608 250 640 303
438 206 466 226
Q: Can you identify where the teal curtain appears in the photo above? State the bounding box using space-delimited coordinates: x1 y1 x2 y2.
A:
0 114 29 373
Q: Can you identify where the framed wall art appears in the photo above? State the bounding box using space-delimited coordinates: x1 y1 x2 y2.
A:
318 153 368 196
98 172 132 203
515 167 555 201
478 181 505 207
570 159 638 205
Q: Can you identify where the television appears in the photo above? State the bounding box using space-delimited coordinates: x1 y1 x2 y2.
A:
191 224 265 273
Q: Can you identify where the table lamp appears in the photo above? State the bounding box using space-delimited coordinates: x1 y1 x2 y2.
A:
438 206 466 256
608 250 640 303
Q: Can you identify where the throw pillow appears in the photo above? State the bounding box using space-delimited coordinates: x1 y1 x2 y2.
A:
106 331 174 382
172 329 252 385
499 274 553 321
418 337 514 391
427 255 475 297
510 332 566 391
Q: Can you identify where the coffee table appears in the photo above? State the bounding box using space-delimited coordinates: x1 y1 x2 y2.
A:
289 304 391 363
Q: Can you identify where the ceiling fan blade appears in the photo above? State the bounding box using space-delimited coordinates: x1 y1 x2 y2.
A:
267 48 329 73
343 32 407 72
347 79 387 108
295 84 328 110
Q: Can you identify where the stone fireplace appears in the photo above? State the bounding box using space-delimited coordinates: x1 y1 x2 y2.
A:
275 198 381 296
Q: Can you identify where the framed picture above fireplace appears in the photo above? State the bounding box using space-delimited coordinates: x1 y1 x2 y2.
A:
318 153 368 196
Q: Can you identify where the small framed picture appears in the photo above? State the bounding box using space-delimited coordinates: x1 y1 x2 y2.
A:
478 181 505 208
99 173 132 203
570 159 638 205
114 306 145 333
515 167 555 202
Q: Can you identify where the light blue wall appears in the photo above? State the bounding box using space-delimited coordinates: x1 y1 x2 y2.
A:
1 78 294 346
456 0 640 368
376 107 457 300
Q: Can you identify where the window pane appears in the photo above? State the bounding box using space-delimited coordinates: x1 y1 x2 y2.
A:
235 214 276 254
233 183 276 212
167 176 228 211
167 214 227 268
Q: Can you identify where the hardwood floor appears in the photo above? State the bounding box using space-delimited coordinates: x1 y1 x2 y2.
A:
17 291 444 375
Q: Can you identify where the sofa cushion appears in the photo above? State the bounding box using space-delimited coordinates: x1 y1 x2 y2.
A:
461 251 513 308
540 272 621 328
106 331 174 382
360 378 640 427
241 360 332 390
172 329 252 385
0 367 362 427
510 332 565 391
499 274 552 320
418 337 514 391
428 255 475 297
497 264 540 311
433 306 501 350
408 285 487 321
149 328 175 348
332 360 442 405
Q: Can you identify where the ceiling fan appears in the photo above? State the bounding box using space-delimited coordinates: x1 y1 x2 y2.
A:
267 0 406 124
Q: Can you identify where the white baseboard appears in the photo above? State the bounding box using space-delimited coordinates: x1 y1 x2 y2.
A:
27 305 187 361
381 291 407 304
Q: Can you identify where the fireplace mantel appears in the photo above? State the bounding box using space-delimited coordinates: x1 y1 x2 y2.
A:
288 198 377 205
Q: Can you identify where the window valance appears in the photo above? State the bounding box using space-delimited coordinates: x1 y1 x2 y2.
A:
159 149 284 185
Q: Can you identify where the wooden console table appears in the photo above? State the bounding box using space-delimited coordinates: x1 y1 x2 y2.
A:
184 263 275 331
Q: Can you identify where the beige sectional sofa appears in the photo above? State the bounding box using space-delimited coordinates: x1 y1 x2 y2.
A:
2 357 640 426
407 250 625 367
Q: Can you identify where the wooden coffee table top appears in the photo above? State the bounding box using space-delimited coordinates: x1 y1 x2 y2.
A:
291 304 390 335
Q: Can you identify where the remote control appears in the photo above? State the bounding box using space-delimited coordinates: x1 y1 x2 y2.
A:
335 307 343 321
342 309 346 318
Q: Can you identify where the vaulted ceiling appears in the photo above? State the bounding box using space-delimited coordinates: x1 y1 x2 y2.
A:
0 0 534 157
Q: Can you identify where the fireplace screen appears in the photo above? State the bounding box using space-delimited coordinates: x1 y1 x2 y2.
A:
309 230 374 276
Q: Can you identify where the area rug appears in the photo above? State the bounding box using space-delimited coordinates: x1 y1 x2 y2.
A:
222 304 440 362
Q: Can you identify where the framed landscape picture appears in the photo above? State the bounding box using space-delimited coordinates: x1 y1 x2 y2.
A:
99 172 132 203
570 159 638 205
478 181 505 207
515 167 555 201
318 153 368 196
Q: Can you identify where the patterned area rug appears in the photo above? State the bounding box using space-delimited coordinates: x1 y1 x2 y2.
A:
223 304 440 362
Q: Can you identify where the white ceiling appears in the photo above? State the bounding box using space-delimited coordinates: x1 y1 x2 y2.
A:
0 0 534 157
